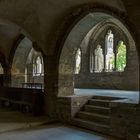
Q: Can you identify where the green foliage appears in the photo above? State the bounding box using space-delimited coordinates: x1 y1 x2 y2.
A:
116 41 126 71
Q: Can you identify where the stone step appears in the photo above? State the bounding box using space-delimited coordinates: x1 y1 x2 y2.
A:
71 118 110 134
88 99 110 107
83 105 110 115
92 95 122 101
76 111 110 125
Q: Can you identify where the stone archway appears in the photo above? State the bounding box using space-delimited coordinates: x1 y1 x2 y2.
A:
11 37 44 89
58 12 139 97
25 48 44 89
58 12 112 96
11 37 33 87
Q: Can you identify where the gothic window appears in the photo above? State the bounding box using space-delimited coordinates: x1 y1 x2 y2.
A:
90 29 127 73
0 64 3 74
75 48 81 74
33 63 36 76
33 56 44 76
94 45 104 72
105 30 115 72
36 56 42 74
116 41 126 71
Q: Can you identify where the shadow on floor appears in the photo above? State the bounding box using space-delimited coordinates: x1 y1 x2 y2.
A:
0 123 120 140
0 107 56 133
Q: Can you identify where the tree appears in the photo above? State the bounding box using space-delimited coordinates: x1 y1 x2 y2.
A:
116 41 126 71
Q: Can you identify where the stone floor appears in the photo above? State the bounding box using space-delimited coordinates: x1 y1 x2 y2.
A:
0 107 55 133
0 123 119 140
0 106 120 140
74 88 139 103
0 89 137 140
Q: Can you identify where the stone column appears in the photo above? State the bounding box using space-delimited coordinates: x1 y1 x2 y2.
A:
81 53 89 74
136 29 140 104
43 55 58 117
27 64 33 83
114 39 119 71
102 41 106 72
3 66 11 87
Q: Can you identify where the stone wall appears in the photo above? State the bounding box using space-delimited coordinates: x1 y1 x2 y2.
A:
55 95 140 140
74 68 139 90
74 22 139 90
56 96 92 122
110 101 140 140
11 75 25 88
56 96 140 140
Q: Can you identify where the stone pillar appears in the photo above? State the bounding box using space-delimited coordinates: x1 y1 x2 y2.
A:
136 30 140 104
114 39 118 71
27 64 33 83
81 53 89 74
3 66 11 87
43 55 58 117
102 42 106 72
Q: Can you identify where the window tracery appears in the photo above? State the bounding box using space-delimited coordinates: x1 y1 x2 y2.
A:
90 29 126 73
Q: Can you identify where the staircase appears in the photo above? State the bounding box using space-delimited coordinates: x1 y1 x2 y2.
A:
71 96 120 134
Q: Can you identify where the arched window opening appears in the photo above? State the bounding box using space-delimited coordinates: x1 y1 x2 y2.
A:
24 48 44 89
94 45 104 72
59 12 139 97
0 64 4 74
11 37 33 88
105 30 115 72
33 56 44 76
11 37 44 90
116 41 126 71
75 48 81 74
90 29 127 73
90 52 94 73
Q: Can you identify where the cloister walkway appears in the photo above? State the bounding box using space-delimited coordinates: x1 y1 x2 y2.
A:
74 88 139 104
